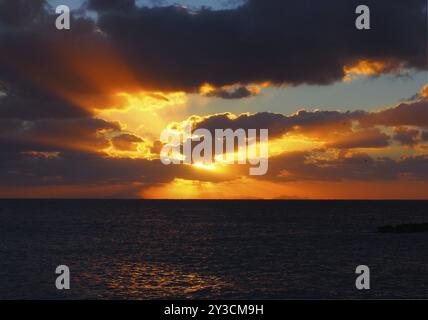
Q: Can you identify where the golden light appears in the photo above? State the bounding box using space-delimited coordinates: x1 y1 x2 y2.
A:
110 91 187 112
343 59 394 82
141 177 297 199
199 83 216 95
192 163 216 170
97 91 188 149
419 84 428 98
102 142 151 159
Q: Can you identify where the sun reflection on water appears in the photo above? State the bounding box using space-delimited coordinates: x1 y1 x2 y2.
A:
78 261 231 299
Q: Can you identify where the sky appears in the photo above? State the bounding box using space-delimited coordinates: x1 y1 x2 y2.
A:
0 0 427 199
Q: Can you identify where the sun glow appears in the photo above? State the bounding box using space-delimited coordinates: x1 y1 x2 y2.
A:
111 91 187 112
97 91 188 146
193 163 216 170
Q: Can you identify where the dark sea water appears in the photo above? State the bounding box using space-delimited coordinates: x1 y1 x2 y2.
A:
0 200 427 299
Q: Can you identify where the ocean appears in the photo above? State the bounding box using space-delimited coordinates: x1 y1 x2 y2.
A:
0 200 427 299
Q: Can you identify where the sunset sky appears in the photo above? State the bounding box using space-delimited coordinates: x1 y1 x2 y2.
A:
0 0 427 199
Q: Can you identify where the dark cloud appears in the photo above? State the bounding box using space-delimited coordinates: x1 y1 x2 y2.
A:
203 86 259 99
2 0 425 98
0 88 90 119
361 100 428 128
0 117 120 152
194 110 364 139
194 100 428 141
0 148 238 188
0 0 46 26
326 128 390 149
3 139 427 191
150 140 164 155
266 151 428 182
87 0 136 12
111 133 143 151
393 127 420 147
89 0 426 91
0 0 104 121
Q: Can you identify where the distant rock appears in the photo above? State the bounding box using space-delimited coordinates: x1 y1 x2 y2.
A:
378 223 428 233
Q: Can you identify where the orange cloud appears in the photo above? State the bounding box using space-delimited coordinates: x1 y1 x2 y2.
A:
419 84 428 98
343 59 403 82
141 177 428 200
